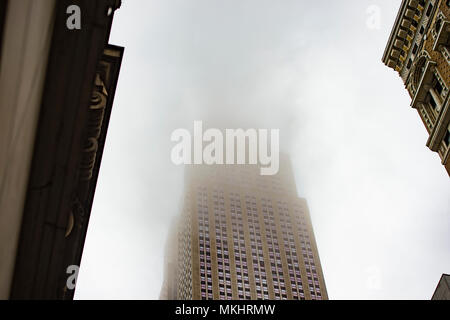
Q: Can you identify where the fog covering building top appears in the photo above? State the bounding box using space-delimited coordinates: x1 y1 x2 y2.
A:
161 157 328 300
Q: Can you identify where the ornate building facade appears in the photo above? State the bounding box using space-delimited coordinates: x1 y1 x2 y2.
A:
162 159 328 300
383 0 450 176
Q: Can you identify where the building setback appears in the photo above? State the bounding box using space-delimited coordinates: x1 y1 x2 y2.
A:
383 0 450 176
162 158 328 300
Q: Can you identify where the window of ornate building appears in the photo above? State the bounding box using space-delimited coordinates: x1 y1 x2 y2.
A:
435 18 442 35
429 69 447 108
426 92 438 110
426 4 433 17
445 126 450 147
420 25 425 35
432 75 444 96
432 10 447 41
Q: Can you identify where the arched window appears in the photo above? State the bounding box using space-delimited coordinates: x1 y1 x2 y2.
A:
435 18 443 35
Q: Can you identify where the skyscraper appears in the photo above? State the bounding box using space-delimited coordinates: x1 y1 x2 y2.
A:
383 0 450 176
162 157 328 300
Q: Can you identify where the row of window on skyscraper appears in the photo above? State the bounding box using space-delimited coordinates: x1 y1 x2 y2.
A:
194 185 323 300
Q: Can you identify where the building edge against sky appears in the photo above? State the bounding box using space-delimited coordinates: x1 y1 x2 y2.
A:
431 274 450 299
383 0 450 176
161 156 328 300
0 0 123 299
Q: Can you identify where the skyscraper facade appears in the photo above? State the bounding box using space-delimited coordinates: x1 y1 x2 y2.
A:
163 158 328 300
383 0 450 176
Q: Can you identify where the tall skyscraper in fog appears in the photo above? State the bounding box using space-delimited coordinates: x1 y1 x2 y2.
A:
161 156 328 300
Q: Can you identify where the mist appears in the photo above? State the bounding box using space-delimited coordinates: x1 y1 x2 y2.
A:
75 0 450 300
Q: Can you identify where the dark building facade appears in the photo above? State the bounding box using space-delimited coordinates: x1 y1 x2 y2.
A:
0 0 123 299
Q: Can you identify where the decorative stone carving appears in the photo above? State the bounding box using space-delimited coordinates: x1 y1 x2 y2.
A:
79 74 108 181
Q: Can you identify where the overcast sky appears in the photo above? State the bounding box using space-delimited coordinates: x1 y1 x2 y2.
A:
75 0 450 300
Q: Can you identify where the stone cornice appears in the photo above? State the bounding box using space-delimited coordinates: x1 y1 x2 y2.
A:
382 0 424 72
